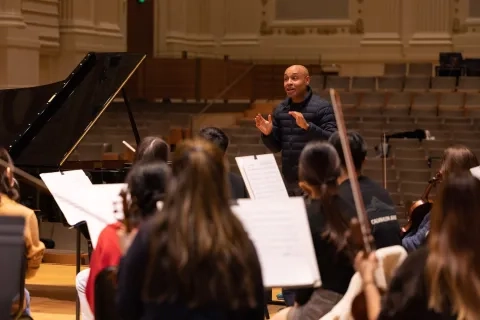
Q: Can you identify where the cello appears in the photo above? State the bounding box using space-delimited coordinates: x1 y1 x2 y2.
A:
401 171 441 236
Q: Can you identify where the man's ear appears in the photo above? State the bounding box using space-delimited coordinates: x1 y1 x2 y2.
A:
299 181 314 197
305 75 310 86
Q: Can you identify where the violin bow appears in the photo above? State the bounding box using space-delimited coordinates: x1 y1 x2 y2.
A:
382 132 387 189
329 89 374 253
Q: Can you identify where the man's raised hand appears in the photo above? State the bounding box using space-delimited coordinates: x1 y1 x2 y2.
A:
255 114 273 135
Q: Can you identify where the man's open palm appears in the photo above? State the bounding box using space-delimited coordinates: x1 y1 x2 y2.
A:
255 114 273 135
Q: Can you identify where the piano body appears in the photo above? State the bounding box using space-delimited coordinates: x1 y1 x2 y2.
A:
0 52 145 223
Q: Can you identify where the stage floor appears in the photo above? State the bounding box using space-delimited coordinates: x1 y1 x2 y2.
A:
27 263 284 319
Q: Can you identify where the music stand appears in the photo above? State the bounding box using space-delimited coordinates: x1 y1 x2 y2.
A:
0 216 26 320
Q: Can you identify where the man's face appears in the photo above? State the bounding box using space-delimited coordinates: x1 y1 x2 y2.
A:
284 66 310 100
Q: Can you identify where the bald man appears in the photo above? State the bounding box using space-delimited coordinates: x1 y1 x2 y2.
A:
255 65 337 196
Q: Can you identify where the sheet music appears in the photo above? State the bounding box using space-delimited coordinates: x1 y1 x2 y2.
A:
232 197 321 288
235 154 288 199
41 170 126 248
40 170 94 226
79 183 126 248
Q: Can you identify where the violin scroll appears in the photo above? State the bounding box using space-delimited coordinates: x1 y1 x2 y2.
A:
401 171 442 236
114 188 139 234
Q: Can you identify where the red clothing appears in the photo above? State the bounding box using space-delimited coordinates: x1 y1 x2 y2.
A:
85 222 122 313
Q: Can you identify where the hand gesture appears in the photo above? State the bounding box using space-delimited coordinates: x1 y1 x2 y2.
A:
288 111 309 130
255 114 273 135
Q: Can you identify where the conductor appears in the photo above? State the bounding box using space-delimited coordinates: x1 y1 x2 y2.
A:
255 65 337 196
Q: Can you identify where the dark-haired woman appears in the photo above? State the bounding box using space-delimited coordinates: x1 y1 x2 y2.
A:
77 161 171 319
273 141 355 320
356 171 480 319
76 136 170 319
0 148 45 317
116 139 265 320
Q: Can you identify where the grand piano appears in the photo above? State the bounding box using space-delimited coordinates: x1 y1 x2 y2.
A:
0 52 145 223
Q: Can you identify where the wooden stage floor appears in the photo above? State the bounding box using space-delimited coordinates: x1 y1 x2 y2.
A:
27 263 284 319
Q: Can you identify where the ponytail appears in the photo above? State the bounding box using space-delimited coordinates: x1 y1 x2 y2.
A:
318 181 350 252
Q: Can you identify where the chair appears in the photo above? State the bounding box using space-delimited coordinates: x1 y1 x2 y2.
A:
384 63 406 76
320 246 408 320
94 266 119 320
0 216 28 320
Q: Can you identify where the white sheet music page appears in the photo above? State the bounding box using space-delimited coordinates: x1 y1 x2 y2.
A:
79 183 126 248
232 197 321 288
235 154 288 199
40 170 93 226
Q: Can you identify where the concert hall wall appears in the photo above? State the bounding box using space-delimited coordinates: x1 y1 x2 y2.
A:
153 0 480 75
3 0 480 88
0 0 126 88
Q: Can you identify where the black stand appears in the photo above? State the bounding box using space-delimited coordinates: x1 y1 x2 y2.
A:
122 88 141 145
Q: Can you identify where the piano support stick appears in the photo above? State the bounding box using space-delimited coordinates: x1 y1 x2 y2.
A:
122 140 136 153
0 158 50 194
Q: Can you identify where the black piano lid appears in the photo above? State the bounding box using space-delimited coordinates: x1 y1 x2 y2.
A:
0 52 146 168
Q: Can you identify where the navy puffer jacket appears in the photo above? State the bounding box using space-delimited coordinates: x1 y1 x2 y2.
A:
261 88 337 186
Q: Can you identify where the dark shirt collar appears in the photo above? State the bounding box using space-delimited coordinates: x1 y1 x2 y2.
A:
287 85 313 108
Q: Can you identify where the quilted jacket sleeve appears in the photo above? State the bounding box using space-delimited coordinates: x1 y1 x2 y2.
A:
306 100 337 140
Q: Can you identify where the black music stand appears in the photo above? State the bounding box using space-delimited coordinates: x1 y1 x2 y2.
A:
72 220 89 320
0 216 26 319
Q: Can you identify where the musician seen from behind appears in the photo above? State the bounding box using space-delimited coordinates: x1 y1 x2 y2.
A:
75 136 170 320
355 171 480 319
0 148 45 318
197 127 249 199
255 65 337 196
329 131 402 248
116 139 265 319
402 145 478 252
271 141 355 320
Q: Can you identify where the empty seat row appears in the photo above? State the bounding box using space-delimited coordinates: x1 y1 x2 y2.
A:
310 75 480 93
384 62 433 76
318 91 480 117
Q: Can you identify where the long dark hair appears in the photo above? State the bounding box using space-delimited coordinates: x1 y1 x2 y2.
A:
0 148 19 202
143 138 259 309
299 141 350 251
125 161 171 221
427 172 480 319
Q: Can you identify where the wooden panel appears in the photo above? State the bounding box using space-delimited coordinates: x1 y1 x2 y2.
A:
126 58 324 101
198 59 227 99
225 61 254 100
252 65 276 100
144 58 197 100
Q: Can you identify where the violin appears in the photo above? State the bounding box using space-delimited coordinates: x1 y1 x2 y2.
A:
401 171 442 236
